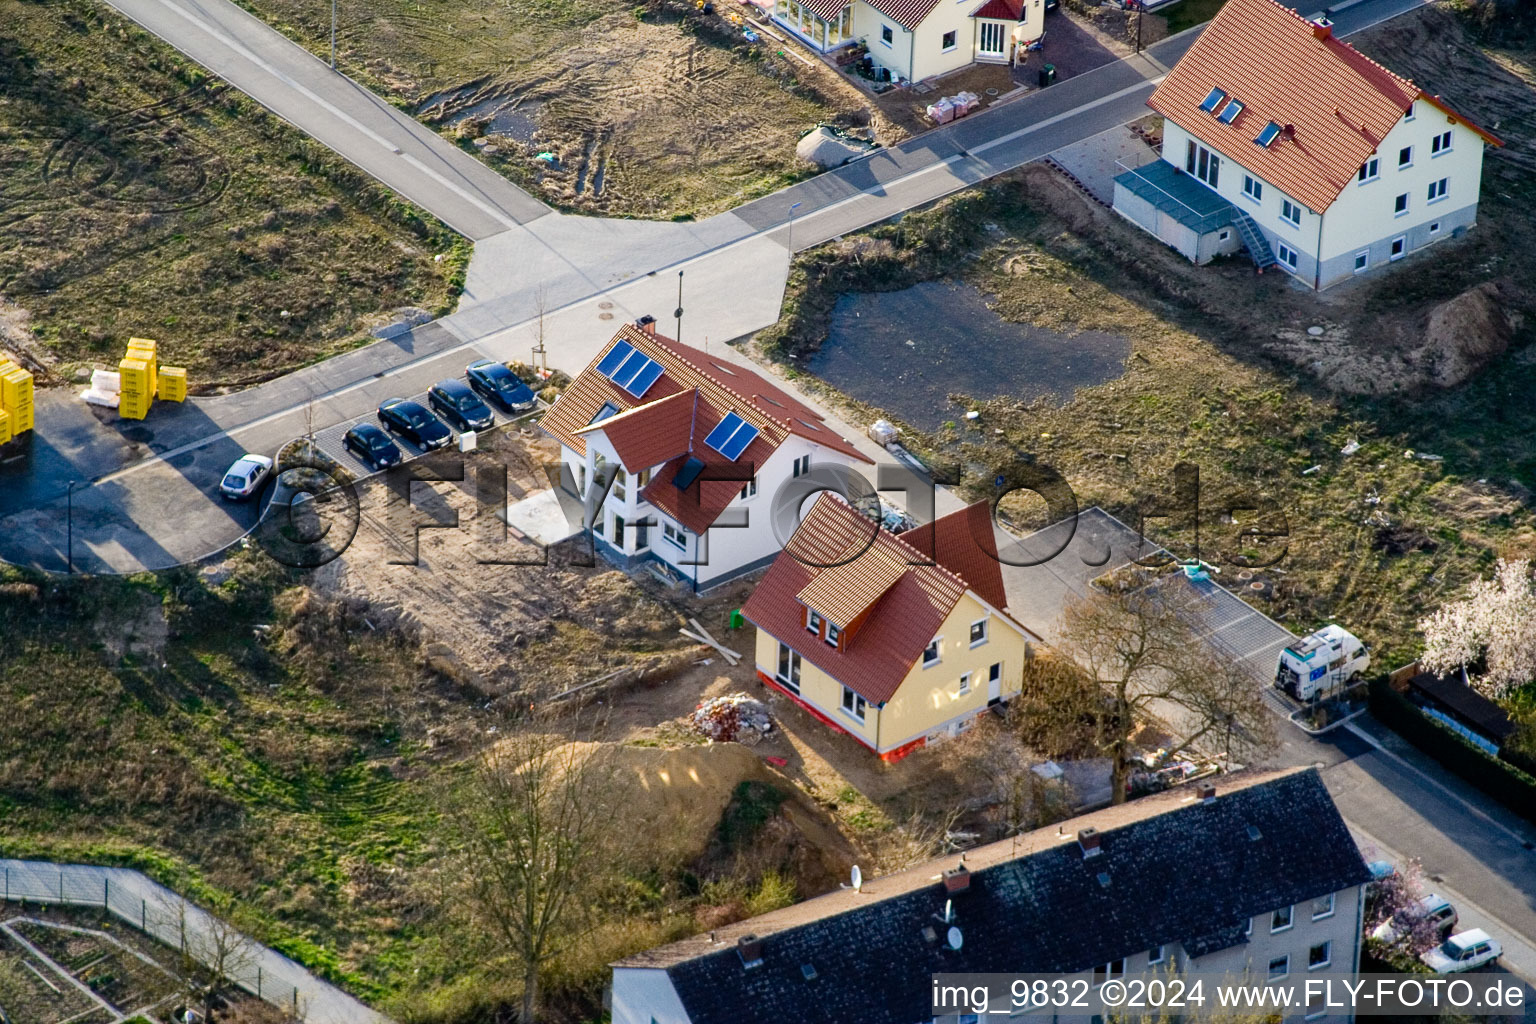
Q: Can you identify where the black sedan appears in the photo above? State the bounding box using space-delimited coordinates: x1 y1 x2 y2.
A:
343 422 404 470
377 397 453 451
428 378 495 432
465 359 538 414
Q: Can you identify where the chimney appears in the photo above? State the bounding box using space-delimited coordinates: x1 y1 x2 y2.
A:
1199 782 1217 804
737 934 765 967
1312 20 1332 39
1282 123 1297 141
943 866 971 894
635 314 658 335
1077 826 1102 859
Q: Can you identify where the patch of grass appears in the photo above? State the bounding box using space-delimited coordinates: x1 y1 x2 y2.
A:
0 0 462 380
1162 0 1228 35
714 780 787 851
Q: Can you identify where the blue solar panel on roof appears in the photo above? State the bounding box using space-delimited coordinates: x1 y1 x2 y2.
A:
596 341 633 377
1200 87 1227 113
719 422 760 460
623 359 664 398
611 349 651 388
704 412 747 452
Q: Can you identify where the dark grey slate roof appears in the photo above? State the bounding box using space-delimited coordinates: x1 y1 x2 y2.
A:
1183 922 1251 959
620 768 1369 1024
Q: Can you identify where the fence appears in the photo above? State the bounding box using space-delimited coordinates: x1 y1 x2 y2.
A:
0 859 385 1024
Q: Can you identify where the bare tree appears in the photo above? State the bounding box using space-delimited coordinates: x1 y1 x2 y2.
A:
1031 582 1273 804
166 894 259 1021
442 720 620 1024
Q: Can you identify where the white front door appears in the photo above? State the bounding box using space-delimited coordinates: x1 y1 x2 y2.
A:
987 662 1002 703
979 20 1006 56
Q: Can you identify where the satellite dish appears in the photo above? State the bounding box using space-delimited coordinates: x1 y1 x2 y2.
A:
947 926 964 951
850 865 863 892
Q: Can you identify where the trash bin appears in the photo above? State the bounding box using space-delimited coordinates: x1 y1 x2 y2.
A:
1038 63 1056 87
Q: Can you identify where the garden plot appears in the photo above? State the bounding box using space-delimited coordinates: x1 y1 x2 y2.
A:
0 915 185 1023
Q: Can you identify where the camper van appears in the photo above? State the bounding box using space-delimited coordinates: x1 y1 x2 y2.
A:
1275 625 1369 701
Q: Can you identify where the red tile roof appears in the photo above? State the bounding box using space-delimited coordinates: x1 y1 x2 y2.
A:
1149 0 1500 213
865 0 943 32
541 324 872 533
744 496 1030 704
800 0 849 22
970 0 1023 21
901 500 1009 611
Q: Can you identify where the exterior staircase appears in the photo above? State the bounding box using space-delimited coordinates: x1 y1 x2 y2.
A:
1231 207 1276 269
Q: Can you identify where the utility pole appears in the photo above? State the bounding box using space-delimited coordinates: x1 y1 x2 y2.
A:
674 270 684 344
330 0 337 68
788 200 803 257
1134 0 1143 55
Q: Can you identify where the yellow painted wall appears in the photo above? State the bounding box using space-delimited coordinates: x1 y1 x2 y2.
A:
753 592 1031 754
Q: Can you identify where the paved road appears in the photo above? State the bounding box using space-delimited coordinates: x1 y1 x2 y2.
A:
0 858 384 1024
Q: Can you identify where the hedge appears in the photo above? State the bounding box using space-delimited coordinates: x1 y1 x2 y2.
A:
1368 676 1536 827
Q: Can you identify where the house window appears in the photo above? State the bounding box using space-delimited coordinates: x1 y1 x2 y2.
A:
1093 959 1125 985
979 20 1005 53
1404 101 1416 121
941 29 956 51
612 466 627 501
1242 175 1262 202
969 619 988 646
1269 955 1289 980
1432 130 1453 155
1185 141 1220 188
1398 145 1413 168
880 23 893 44
638 468 651 488
1218 229 1230 241
1306 994 1327 1021
1358 157 1379 183
1148 945 1165 965
841 686 867 722
1427 177 1448 203
826 622 841 648
1354 250 1369 273
777 642 802 693
958 672 972 696
1312 893 1336 919
923 637 941 667
1272 904 1294 932
1430 221 1441 235
663 521 687 549
1276 243 1299 270
592 511 605 536
807 608 824 636
792 454 811 477
1309 941 1332 969
1394 192 1409 215
1281 199 1302 226
740 475 757 500
1390 235 1406 260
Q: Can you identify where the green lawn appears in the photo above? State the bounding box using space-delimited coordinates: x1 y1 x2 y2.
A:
1162 0 1229 35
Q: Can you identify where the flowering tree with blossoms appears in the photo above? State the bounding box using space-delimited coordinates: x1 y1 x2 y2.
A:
1418 558 1536 700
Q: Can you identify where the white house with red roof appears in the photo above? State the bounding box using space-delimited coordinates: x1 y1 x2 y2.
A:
774 0 1043 81
743 493 1038 761
1112 0 1500 289
539 320 874 591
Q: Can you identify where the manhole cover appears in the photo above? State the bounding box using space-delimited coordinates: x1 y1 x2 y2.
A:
599 301 614 309
1307 325 1324 336
598 312 614 320
985 88 999 97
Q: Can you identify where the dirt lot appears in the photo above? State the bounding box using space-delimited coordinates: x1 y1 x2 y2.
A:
0 0 464 385
238 0 873 218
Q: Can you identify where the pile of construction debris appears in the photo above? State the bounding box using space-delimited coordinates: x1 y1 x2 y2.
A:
692 693 774 745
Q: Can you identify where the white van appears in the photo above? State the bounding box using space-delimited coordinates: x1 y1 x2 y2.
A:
1275 625 1369 701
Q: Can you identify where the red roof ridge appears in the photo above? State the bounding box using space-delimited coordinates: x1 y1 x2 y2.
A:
807 494 974 600
645 330 790 431
571 387 697 436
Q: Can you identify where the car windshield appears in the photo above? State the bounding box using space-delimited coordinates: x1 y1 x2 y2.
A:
1444 939 1469 957
223 473 247 488
369 435 394 451
449 392 477 410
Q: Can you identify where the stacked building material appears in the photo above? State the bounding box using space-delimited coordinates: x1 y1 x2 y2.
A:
0 357 35 437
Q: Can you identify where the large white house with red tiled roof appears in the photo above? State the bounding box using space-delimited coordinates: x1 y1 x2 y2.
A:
743 493 1038 761
773 0 1043 81
539 320 873 591
1112 0 1500 289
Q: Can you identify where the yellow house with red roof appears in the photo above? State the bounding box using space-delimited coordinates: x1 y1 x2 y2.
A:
743 493 1039 761
1113 0 1500 289
539 320 874 592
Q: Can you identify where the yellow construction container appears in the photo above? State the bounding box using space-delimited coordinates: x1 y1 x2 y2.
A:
119 358 152 420
126 348 157 396
128 336 157 353
0 368 33 411
0 409 10 445
158 366 187 402
0 358 15 378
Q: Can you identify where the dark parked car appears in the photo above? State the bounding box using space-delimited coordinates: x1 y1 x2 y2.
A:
465 359 538 414
428 378 495 432
377 397 453 451
344 422 404 470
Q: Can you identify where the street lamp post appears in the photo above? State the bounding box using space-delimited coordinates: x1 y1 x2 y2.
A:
788 201 803 256
66 480 79 574
330 0 337 68
674 270 684 345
